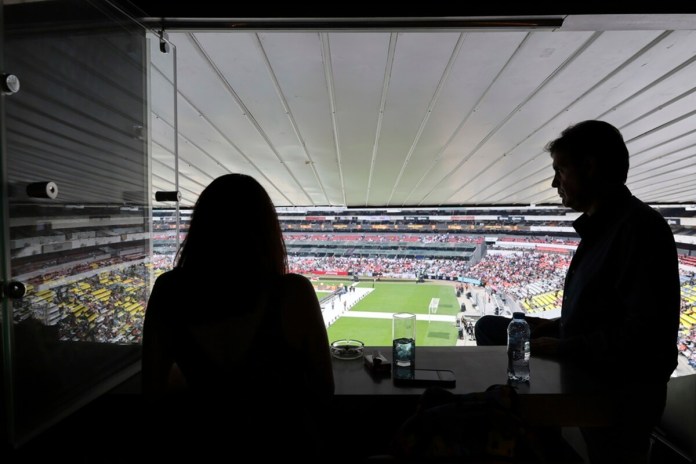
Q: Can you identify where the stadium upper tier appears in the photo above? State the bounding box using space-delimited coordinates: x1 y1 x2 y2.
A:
6 204 696 280
285 233 481 259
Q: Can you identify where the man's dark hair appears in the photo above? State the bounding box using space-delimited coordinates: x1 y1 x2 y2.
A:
545 120 629 184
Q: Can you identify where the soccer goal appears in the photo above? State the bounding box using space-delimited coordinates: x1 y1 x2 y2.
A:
428 298 440 323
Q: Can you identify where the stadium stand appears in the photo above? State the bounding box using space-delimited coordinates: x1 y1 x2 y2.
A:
9 206 696 374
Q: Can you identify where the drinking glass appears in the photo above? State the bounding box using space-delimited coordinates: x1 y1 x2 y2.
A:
392 312 416 368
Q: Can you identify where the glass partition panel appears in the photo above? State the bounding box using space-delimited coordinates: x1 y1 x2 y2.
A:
1 0 151 445
148 31 180 274
0 1 10 446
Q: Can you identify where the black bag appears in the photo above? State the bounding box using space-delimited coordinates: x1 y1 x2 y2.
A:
389 384 545 463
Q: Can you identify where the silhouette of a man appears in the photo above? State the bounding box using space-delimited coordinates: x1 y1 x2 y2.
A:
475 120 680 463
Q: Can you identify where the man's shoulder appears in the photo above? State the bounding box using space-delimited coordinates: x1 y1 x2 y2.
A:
616 197 677 256
626 196 671 230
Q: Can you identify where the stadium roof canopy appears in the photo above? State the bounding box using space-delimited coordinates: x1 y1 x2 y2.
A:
135 3 696 208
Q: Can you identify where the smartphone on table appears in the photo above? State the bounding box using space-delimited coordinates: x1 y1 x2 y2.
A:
393 368 456 388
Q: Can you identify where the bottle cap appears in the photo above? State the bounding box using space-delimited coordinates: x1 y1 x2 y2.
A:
512 311 525 319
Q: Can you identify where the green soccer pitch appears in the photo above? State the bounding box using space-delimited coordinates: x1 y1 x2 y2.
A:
325 281 460 346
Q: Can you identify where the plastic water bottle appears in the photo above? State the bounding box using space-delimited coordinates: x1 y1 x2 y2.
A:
507 312 530 382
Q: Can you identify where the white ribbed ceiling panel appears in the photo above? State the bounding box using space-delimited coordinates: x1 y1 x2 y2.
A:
150 15 696 207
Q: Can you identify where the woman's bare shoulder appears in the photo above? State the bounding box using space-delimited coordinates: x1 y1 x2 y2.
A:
146 269 185 317
280 272 313 288
153 268 183 288
278 273 319 308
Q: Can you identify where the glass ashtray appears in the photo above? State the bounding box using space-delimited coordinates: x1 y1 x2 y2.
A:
331 339 365 360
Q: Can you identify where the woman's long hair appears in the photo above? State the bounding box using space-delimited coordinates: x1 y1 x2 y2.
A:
175 174 287 278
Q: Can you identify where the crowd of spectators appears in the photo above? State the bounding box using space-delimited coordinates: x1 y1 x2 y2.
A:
288 255 468 279
678 255 696 268
14 259 151 344
678 283 696 369
55 264 147 344
678 306 696 369
285 232 483 244
497 236 580 246
466 252 571 301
